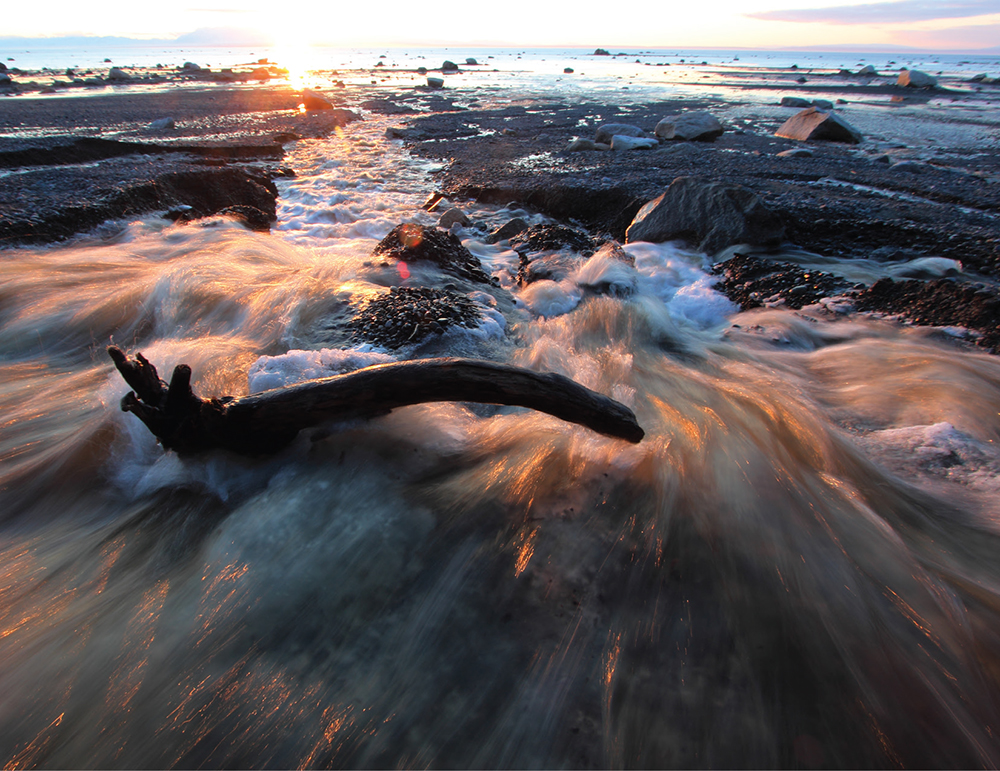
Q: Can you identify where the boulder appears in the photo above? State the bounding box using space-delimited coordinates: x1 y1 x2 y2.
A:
181 62 201 71
857 65 878 76
811 98 834 110
594 48 611 56
442 60 459 72
438 207 471 229
970 72 988 82
427 77 444 88
107 67 132 81
897 69 937 88
509 224 595 254
373 223 492 284
654 111 723 142
484 217 529 244
465 58 479 65
625 176 785 255
775 107 862 144
564 67 574 74
566 138 597 152
594 123 644 143
0 73 10 85
796 76 807 83
417 66 428 74
776 148 813 158
250 67 271 80
780 96 812 108
610 135 658 150
302 89 333 110
149 117 175 130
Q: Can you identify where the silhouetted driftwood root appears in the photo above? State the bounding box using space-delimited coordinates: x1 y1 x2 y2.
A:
108 346 645 454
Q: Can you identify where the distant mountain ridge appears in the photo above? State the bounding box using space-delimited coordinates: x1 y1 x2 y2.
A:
0 27 275 48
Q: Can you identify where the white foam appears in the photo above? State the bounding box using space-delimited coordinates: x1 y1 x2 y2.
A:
517 279 582 318
248 347 395 393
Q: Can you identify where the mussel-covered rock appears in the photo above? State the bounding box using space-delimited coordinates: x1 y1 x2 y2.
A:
348 286 484 349
508 224 596 255
373 223 493 283
713 254 847 310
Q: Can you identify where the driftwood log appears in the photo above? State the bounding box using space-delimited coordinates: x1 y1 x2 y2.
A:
108 346 644 455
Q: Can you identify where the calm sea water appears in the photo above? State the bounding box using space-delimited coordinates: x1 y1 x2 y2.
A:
2 45 1000 768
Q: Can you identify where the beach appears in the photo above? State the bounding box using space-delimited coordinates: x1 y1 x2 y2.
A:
2 49 1000 767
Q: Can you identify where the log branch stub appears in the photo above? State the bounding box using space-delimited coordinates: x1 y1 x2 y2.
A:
107 347 645 455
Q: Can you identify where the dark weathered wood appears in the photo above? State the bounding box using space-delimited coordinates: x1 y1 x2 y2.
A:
108 346 645 455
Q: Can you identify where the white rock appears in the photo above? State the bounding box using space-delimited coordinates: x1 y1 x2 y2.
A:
595 123 644 143
149 117 175 130
610 135 657 151
897 69 937 88
566 138 597 152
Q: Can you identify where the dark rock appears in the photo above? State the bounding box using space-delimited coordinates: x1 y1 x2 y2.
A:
107 68 132 81
654 111 723 142
858 65 878 76
442 61 459 72
181 62 201 71
509 223 596 254
348 286 484 349
594 123 645 143
517 251 584 285
566 138 597 152
438 207 471 229
417 67 428 74
215 204 274 231
427 77 445 89
855 278 1000 352
465 58 479 65
625 176 785 255
796 76 807 83
594 49 611 56
372 223 492 283
484 217 529 244
811 98 834 110
250 67 271 80
713 254 847 310
564 67 574 74
776 148 814 158
780 96 812 108
775 107 862 144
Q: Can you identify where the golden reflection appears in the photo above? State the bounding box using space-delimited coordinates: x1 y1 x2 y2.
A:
105 581 169 712
513 527 537 577
4 712 64 771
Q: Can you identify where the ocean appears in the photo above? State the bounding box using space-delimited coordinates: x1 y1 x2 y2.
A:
2 45 1000 768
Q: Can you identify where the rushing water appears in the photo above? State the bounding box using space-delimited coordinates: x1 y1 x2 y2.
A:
4 59 1000 769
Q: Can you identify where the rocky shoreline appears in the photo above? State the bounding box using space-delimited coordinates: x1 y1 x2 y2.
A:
2 68 999 351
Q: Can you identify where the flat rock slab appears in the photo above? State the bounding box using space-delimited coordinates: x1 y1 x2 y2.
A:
775 107 862 144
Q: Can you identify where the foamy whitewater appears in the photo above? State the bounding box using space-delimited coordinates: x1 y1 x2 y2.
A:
3 51 1000 768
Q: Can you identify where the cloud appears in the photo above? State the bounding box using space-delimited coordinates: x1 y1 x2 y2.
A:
748 0 999 24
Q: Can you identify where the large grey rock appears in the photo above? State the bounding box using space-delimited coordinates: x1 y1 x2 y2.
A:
149 117 175 130
625 177 785 255
857 65 878 76
427 77 444 88
897 69 937 88
775 107 862 144
610 135 657 150
811 98 834 110
566 138 597 152
654 111 723 142
442 60 459 72
780 96 812 108
107 67 132 81
438 207 471 229
595 123 644 143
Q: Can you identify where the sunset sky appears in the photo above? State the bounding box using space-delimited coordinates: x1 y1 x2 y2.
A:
5 0 1000 50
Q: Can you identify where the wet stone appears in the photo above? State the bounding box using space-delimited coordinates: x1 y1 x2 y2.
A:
508 223 596 255
347 286 484 349
713 254 848 310
372 223 493 283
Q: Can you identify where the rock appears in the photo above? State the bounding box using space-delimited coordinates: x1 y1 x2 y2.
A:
216 205 274 231
858 65 878 76
566 138 597 152
897 69 937 88
465 58 479 65
349 286 484 350
417 66 428 74
149 117 175 130
713 254 846 311
610 135 658 151
775 107 862 144
780 96 812 108
796 76 807 83
422 191 446 211
970 72 988 82
250 67 271 80
594 123 645 143
564 67 574 74
518 252 584 285
776 148 813 158
654 111 724 142
811 98 834 110
484 217 529 244
181 62 201 71
891 160 927 173
438 207 471 229
107 67 132 81
625 176 785 255
509 224 595 254
594 49 611 56
0 73 10 85
302 89 333 110
372 223 492 283
0 63 6 72
427 77 445 88
442 60 459 72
